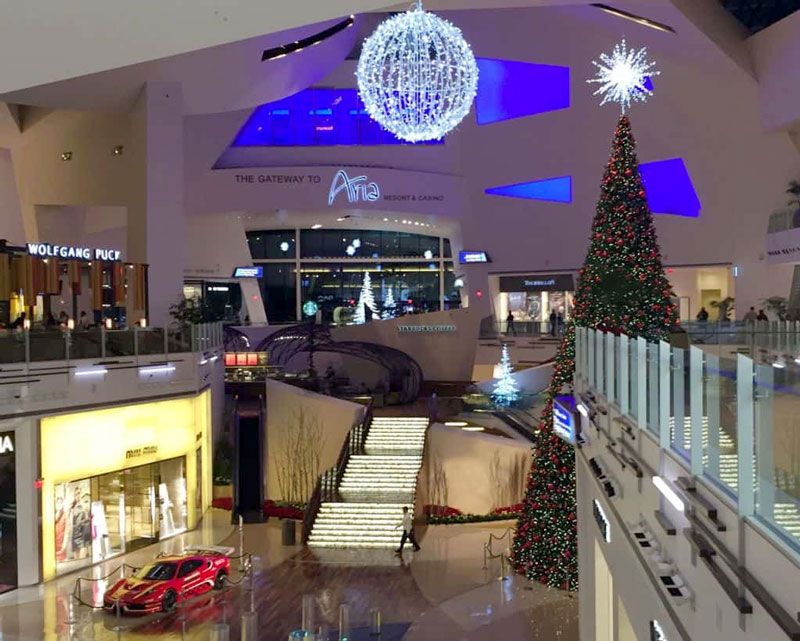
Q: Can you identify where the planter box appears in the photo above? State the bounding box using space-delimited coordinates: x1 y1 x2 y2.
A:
213 484 232 499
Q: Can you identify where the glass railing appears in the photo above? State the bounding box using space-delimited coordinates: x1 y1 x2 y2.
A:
767 209 799 234
576 325 800 551
0 322 223 366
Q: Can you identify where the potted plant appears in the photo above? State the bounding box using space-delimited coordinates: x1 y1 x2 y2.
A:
762 296 788 321
212 437 233 499
709 297 735 323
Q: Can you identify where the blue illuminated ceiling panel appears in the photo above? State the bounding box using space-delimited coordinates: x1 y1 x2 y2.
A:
232 88 442 147
485 176 572 203
639 158 701 218
475 58 570 125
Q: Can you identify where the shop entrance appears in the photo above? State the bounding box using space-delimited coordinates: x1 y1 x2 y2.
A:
234 401 265 523
54 457 187 576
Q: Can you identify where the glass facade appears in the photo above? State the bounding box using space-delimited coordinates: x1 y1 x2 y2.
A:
246 229 460 323
0 433 15 594
54 457 187 576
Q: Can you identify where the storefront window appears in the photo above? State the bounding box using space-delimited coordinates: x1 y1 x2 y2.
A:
54 457 188 576
443 262 462 310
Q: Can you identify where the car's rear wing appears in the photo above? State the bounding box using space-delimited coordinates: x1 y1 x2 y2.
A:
184 544 235 557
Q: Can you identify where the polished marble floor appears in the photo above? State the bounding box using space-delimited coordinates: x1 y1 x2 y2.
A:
0 512 578 640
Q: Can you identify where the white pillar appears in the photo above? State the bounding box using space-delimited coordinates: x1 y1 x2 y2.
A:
130 82 185 327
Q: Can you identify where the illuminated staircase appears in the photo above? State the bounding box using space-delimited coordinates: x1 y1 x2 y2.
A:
308 416 428 549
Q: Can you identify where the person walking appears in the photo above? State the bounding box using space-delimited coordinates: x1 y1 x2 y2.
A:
549 310 557 337
506 310 516 336
395 506 420 555
556 312 565 335
742 307 758 322
78 311 90 329
696 307 709 322
757 309 769 321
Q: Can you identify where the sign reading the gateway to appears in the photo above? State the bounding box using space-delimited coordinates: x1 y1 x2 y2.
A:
233 266 263 278
397 325 456 333
499 273 575 292
27 243 121 261
229 167 450 209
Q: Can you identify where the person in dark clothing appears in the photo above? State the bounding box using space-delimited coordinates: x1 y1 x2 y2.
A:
506 311 516 336
696 307 709 322
757 310 769 321
556 312 565 335
549 310 557 336
10 312 25 329
395 506 420 555
45 312 57 327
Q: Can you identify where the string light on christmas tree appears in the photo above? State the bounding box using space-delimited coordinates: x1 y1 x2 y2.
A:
492 344 519 407
353 271 378 324
382 285 397 320
587 39 659 113
356 0 479 142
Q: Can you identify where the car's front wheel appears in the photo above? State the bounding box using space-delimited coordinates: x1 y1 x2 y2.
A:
214 569 228 590
161 589 178 613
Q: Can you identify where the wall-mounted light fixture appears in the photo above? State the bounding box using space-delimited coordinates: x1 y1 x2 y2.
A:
61 152 73 161
112 145 124 156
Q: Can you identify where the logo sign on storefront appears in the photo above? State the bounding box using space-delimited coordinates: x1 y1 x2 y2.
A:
303 300 319 317
397 325 456 333
593 499 610 542
328 169 380 206
27 243 121 261
233 266 263 278
499 274 575 292
553 395 577 445
459 251 489 264
0 434 13 455
650 621 669 641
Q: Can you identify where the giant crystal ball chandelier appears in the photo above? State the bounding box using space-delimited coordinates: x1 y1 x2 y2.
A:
356 1 479 143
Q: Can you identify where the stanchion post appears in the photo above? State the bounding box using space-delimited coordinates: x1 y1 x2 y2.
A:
301 594 315 633
241 611 257 641
210 623 231 641
338 603 350 641
249 562 255 613
180 589 187 623
116 599 122 641
239 515 245 572
482 543 488 570
369 608 381 636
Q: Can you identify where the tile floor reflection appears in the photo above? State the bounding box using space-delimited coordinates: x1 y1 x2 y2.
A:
0 512 578 640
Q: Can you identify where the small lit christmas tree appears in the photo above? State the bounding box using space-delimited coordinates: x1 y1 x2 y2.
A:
492 344 519 406
382 285 397 320
353 271 377 324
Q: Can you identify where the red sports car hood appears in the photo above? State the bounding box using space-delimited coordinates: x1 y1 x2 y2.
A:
107 578 161 602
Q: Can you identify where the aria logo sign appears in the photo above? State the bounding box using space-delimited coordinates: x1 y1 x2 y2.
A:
328 169 380 206
0 434 13 455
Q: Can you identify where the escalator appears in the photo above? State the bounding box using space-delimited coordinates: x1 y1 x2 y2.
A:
232 397 266 523
491 408 539 442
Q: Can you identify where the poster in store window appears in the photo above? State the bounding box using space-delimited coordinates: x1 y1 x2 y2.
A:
54 479 92 574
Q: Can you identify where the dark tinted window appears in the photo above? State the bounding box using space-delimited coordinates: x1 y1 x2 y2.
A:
258 263 297 323
177 559 204 578
136 563 177 581
246 230 295 259
299 229 439 259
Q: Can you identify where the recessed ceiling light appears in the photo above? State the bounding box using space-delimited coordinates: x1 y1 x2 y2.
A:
462 426 485 432
445 421 468 427
112 145 124 156
61 152 73 161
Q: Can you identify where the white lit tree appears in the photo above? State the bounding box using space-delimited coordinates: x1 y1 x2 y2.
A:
353 271 378 324
492 344 519 407
382 285 397 320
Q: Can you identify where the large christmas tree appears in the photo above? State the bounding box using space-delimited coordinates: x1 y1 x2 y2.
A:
511 115 678 590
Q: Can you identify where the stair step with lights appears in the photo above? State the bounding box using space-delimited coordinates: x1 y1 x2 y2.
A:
309 417 428 552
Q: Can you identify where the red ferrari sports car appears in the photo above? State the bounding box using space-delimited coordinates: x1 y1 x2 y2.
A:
103 545 233 615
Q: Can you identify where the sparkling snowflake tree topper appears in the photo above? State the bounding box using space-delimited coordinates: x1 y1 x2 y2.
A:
587 39 659 113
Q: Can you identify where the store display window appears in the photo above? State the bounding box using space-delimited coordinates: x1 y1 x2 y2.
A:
54 457 188 576
0 432 16 593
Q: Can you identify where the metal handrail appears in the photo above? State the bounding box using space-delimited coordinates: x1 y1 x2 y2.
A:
302 400 374 543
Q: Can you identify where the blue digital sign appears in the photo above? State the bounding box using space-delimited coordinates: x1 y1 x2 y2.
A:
233 266 263 278
486 176 572 203
232 88 443 147
459 251 489 264
475 58 570 125
553 394 577 445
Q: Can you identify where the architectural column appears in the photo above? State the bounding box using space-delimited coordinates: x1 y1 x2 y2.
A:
129 82 185 327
